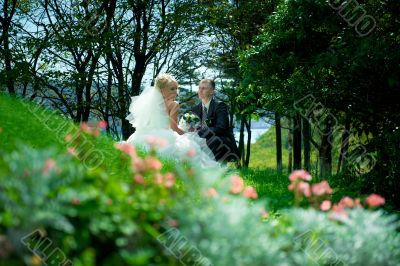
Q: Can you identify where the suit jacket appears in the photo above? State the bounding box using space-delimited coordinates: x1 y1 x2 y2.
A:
192 99 240 162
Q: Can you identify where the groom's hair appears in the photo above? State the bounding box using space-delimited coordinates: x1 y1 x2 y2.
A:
200 79 215 90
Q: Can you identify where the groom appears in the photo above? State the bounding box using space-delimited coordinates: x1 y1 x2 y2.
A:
191 79 240 163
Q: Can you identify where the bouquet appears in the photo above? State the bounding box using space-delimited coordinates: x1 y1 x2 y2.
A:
179 112 201 132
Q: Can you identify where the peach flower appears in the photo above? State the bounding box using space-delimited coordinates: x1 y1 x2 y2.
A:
297 181 311 197
167 219 179 227
65 133 73 142
187 149 197 157
154 173 164 185
145 156 163 171
133 159 146 173
71 198 81 205
330 203 349 220
134 174 145 185
243 186 258 199
67 147 79 157
366 194 385 207
206 188 218 198
164 172 176 188
338 196 355 208
320 200 332 211
260 208 269 219
97 120 107 129
311 180 333 196
80 122 92 134
115 142 137 158
230 175 244 194
43 159 60 174
146 136 168 148
289 169 312 182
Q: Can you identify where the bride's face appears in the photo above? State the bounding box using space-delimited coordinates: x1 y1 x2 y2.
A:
161 81 179 101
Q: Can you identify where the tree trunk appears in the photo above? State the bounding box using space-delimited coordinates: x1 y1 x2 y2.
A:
110 48 131 139
3 25 15 95
131 55 146 96
229 100 235 129
238 116 246 167
337 116 350 173
275 112 282 173
302 117 311 171
75 75 85 122
288 119 293 173
319 119 333 178
244 118 251 167
105 55 113 134
293 114 302 170
82 54 100 121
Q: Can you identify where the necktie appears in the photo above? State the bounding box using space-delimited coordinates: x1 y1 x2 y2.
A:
202 105 208 127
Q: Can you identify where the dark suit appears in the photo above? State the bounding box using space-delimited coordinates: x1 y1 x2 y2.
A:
192 99 240 162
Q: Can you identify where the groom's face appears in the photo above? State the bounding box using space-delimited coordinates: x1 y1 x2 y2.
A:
198 82 214 101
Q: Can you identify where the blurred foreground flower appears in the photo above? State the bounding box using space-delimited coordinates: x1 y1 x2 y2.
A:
230 175 244 194
366 193 385 207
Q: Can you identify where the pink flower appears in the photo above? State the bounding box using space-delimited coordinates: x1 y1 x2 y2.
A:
71 198 81 205
42 159 60 174
330 204 349 220
297 181 311 197
65 133 73 142
260 208 269 219
115 142 137 158
146 136 168 148
132 159 146 173
154 173 163 185
311 180 333 196
187 149 196 157
289 169 312 182
243 186 258 199
97 120 107 129
80 122 92 134
92 129 100 138
134 174 145 185
206 188 218 198
145 156 163 171
338 196 355 208
366 194 385 207
167 219 179 227
354 198 361 207
230 175 244 194
164 172 176 188
146 136 158 146
67 147 79 157
320 200 332 211
157 138 168 148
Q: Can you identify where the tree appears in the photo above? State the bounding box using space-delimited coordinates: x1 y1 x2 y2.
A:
199 0 279 167
241 0 400 206
0 0 18 95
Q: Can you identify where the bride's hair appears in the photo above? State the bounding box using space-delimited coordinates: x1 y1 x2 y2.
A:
155 73 177 90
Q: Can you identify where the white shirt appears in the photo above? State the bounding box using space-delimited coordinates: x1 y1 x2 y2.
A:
202 99 211 115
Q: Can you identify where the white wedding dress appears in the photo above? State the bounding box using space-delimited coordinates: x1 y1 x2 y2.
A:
125 86 218 168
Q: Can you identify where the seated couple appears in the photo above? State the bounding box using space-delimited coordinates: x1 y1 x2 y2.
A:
125 74 240 167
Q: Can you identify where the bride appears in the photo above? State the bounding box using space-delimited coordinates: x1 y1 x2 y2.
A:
125 73 218 167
